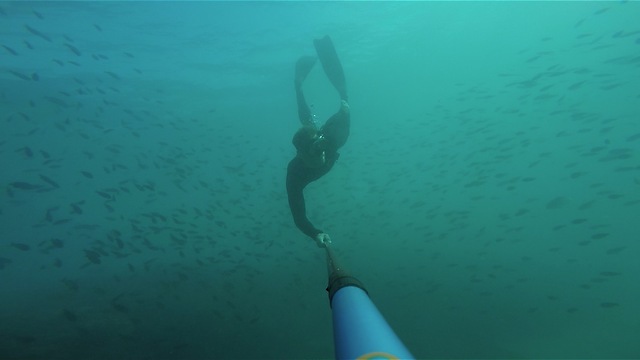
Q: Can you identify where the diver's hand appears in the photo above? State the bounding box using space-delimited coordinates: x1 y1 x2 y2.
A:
315 233 331 248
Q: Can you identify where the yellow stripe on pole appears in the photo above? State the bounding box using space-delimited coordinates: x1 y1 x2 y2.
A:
356 352 400 360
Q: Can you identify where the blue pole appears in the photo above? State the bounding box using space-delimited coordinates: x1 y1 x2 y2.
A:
325 244 414 360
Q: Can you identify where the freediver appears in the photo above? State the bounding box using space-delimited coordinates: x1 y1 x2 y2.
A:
286 35 350 248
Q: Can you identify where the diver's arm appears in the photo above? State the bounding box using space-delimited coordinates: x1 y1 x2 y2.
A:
286 168 322 239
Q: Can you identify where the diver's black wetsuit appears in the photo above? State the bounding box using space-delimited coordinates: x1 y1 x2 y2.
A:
286 106 349 239
286 36 349 240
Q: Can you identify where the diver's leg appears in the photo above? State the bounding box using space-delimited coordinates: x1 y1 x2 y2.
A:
295 56 317 86
295 56 317 126
321 100 350 150
314 35 347 101
296 86 312 126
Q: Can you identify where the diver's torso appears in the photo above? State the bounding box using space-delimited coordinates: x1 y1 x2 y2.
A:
288 151 339 187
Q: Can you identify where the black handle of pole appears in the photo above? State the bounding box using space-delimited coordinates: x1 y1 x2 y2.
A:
325 242 341 277
324 243 367 307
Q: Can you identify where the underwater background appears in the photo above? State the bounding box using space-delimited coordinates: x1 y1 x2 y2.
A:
1 1 639 359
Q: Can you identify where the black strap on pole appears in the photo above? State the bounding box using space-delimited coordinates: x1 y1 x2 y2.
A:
325 243 367 307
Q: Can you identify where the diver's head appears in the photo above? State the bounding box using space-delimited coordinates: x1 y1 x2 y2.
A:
293 125 327 167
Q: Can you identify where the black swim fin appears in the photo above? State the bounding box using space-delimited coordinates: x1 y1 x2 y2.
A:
313 35 347 100
295 56 317 86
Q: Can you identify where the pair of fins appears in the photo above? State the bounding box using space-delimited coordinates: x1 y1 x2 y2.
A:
295 35 347 101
